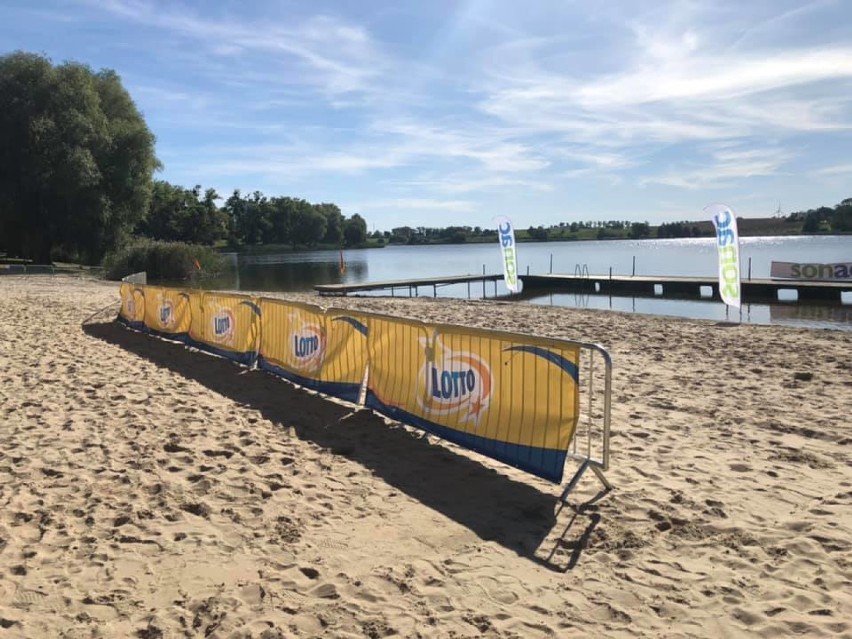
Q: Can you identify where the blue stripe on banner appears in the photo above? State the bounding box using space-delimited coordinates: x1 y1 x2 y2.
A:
116 317 147 332
364 391 567 483
331 316 369 337
259 357 361 404
503 345 579 382
185 337 258 368
145 328 188 345
239 300 262 317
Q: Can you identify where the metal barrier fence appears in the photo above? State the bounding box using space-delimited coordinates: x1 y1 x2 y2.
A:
257 299 369 404
0 263 107 278
186 290 261 367
0 264 53 274
116 285 613 499
121 271 147 285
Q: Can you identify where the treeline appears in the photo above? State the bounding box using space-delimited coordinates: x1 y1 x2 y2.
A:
657 222 703 238
0 51 369 268
786 198 852 233
384 220 656 245
382 199 852 246
386 226 491 244
137 182 368 249
0 51 158 264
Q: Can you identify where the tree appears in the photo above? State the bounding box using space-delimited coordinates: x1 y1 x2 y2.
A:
802 210 823 233
527 225 549 241
265 196 295 245
344 214 368 247
238 191 271 245
290 199 326 247
197 187 227 245
138 181 225 245
223 189 246 246
0 52 158 263
629 222 651 239
139 180 186 241
833 198 852 232
390 226 415 244
317 203 344 245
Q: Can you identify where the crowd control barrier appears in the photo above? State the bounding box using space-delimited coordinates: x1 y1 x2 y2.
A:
115 285 613 498
366 318 585 483
0 264 27 275
257 299 370 404
142 286 191 342
186 291 261 367
118 282 146 330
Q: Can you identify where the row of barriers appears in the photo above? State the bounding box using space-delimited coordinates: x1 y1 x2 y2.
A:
0 264 58 274
117 283 613 498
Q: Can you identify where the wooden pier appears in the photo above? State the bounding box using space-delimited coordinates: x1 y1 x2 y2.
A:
316 271 851 303
315 273 504 297
519 274 852 303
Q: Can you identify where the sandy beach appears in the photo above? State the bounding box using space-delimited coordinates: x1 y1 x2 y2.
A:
1 275 850 638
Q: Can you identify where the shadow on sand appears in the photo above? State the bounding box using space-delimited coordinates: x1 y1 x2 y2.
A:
83 321 603 571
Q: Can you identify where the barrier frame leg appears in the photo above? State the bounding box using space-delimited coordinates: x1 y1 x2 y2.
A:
560 459 612 504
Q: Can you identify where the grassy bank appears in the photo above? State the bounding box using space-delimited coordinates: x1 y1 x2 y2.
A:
102 239 228 281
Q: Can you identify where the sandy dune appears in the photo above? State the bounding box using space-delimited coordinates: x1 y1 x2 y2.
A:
0 275 850 638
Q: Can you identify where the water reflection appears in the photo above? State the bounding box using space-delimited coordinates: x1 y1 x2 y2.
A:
523 292 852 331
155 241 851 331
769 302 852 329
196 252 368 293
238 260 368 292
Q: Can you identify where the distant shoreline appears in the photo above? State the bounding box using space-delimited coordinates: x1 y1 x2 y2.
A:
224 230 850 254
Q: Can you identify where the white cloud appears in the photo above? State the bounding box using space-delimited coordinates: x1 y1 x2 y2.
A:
476 2 852 178
374 120 549 172
57 0 852 223
396 176 554 194
89 0 386 96
642 147 794 189
813 163 852 176
358 198 476 212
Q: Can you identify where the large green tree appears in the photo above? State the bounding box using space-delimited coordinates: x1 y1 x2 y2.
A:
138 181 226 245
833 198 852 232
0 52 158 263
316 203 344 245
221 189 370 248
344 213 368 247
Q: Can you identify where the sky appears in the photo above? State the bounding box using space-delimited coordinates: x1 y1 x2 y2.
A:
2 0 852 231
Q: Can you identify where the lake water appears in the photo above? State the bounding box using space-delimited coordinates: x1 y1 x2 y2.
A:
206 236 851 330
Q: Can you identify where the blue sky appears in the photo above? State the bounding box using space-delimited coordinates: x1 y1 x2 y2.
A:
3 0 852 231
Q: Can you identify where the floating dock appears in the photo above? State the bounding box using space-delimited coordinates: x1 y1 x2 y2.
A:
316 272 851 303
315 273 504 297
519 274 852 303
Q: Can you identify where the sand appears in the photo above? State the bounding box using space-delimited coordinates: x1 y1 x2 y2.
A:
0 275 850 638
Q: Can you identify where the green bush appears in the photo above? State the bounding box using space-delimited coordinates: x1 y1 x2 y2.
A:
102 238 228 281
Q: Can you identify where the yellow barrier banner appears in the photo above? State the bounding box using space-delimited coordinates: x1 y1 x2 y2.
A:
257 300 368 403
258 298 326 380
114 283 600 484
118 283 146 329
187 291 261 366
322 308 371 403
366 321 580 482
186 289 205 345
365 314 430 415
142 286 191 341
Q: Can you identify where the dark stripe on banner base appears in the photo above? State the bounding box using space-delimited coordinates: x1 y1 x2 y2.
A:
258 358 361 404
185 337 258 368
145 328 188 345
364 391 567 483
116 317 146 332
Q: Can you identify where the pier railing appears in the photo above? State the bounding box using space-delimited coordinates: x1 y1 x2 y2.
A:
117 284 613 499
520 273 851 303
